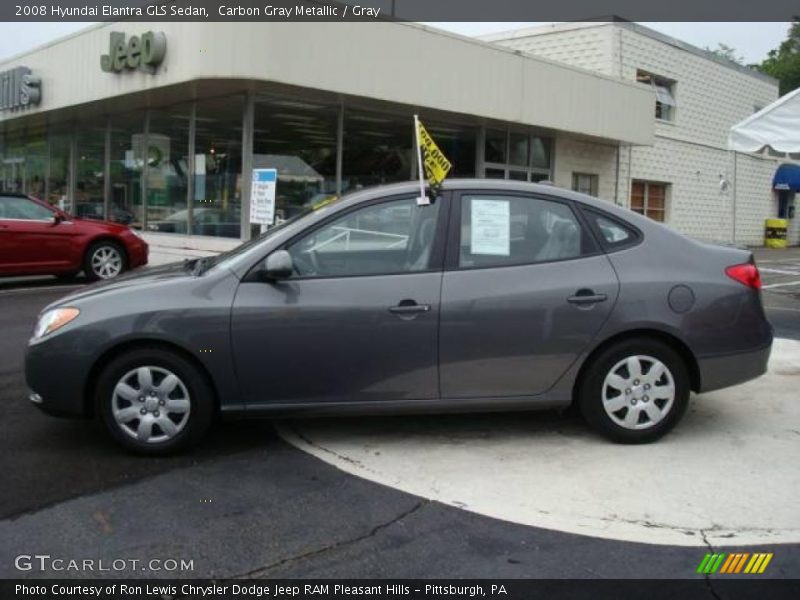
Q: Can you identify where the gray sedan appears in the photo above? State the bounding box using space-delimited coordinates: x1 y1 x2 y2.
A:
25 180 772 454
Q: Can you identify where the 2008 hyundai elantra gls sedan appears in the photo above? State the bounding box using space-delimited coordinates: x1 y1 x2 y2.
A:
26 180 772 454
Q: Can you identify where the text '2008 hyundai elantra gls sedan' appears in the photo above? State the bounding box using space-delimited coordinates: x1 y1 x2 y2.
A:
26 180 772 454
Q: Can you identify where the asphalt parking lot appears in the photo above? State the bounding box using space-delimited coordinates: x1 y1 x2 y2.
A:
1 250 799 581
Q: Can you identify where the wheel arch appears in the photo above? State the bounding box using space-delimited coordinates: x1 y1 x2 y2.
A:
573 328 701 401
83 338 220 418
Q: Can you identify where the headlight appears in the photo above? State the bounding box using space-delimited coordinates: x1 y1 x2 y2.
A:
32 308 80 341
129 228 144 240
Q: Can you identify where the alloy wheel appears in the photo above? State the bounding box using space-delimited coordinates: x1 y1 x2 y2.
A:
91 246 123 279
111 366 191 443
601 355 675 430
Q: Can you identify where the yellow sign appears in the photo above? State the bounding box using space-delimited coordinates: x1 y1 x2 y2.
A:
417 120 452 187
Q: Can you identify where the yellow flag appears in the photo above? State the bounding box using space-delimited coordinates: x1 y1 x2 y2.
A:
417 120 452 187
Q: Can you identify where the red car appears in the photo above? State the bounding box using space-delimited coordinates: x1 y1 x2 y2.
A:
0 193 148 281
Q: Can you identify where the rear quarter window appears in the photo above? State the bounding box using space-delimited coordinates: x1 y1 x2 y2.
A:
582 208 642 252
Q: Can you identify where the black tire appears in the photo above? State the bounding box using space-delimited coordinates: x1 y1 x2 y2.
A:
95 347 215 455
83 240 127 282
577 337 690 444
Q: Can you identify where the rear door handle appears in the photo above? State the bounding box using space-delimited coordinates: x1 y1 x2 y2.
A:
389 299 431 318
389 303 431 315
567 291 608 305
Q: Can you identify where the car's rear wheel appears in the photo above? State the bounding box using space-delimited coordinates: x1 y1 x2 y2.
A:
84 241 126 281
578 338 690 443
96 348 214 454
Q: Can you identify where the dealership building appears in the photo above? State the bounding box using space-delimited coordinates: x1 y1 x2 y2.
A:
0 19 796 249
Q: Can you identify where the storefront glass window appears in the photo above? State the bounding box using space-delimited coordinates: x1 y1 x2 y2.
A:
424 122 476 178
145 105 191 233
1 129 26 194
108 112 145 227
253 95 338 233
24 126 48 200
194 96 243 238
483 129 552 182
47 128 71 211
343 108 412 192
509 132 529 167
74 124 106 221
531 137 551 170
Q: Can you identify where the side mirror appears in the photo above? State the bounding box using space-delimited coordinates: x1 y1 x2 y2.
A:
264 250 293 280
52 213 64 225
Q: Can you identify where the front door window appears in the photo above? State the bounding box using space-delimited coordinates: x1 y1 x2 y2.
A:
287 196 440 278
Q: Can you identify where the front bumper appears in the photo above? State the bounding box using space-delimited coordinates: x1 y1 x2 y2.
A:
25 336 92 418
696 341 772 394
127 238 149 269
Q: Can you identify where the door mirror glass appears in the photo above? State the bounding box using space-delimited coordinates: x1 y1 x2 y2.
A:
264 249 293 280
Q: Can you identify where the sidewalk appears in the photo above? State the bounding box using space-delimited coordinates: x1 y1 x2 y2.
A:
142 232 240 267
752 245 800 264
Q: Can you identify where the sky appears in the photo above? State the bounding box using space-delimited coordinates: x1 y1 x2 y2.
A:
0 22 791 64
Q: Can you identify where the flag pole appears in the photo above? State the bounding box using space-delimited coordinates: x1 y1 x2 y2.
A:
413 114 428 205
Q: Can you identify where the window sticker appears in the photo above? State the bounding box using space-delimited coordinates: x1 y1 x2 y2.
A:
470 198 510 256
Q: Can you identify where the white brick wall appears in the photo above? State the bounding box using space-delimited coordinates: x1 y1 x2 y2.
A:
616 27 777 149
488 24 617 75
553 135 620 203
491 23 798 246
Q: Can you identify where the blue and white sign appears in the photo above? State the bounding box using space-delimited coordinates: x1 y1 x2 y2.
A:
250 168 277 227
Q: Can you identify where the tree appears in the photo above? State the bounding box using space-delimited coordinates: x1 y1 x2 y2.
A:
758 20 800 96
704 43 744 65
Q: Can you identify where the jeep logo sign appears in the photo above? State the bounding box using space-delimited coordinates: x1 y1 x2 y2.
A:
0 66 41 111
101 31 166 74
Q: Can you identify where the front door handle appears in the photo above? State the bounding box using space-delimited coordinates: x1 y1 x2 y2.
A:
567 290 608 305
388 300 431 317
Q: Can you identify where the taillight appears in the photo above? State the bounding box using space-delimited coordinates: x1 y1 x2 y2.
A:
725 263 761 290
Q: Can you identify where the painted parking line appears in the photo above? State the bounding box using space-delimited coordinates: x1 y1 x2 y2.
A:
765 305 800 312
762 280 800 290
280 338 800 547
760 268 800 275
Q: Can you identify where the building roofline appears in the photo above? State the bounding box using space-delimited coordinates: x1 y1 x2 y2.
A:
482 20 779 86
0 20 648 95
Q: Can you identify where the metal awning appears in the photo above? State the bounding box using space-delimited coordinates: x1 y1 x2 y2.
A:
773 163 800 192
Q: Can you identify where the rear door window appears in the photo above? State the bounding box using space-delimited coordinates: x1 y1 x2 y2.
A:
457 194 596 268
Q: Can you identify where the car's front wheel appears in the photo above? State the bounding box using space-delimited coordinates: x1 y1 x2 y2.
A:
84 241 126 281
578 338 690 443
95 348 215 454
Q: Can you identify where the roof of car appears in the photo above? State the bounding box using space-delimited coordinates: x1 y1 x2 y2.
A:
343 178 626 215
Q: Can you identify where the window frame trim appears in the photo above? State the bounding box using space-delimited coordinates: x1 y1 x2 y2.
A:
571 172 599 197
630 180 669 223
444 190 602 272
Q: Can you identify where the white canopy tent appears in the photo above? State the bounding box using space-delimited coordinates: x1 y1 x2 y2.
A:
728 87 800 154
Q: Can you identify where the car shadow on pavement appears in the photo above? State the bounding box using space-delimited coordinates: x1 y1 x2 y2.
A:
2 415 278 520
